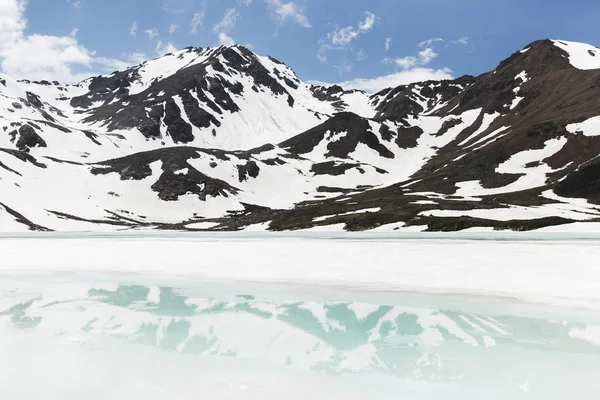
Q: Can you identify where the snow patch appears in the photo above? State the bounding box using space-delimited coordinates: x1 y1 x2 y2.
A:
313 208 381 222
552 40 600 70
566 116 600 137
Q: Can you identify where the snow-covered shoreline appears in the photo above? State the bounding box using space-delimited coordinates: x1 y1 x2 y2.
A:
2 233 599 311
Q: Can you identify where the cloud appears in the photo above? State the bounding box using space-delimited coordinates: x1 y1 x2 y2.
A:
70 28 79 37
190 10 206 34
453 36 468 45
328 67 454 93
1 34 94 82
316 38 331 63
129 21 138 36
385 37 391 52
323 37 454 93
387 47 438 70
329 11 376 46
418 37 444 48
94 52 148 71
329 26 359 47
213 8 239 34
335 62 353 74
0 0 91 82
418 47 437 65
419 36 468 47
358 11 376 32
155 41 177 56
93 57 128 72
392 56 416 69
238 0 252 5
356 49 366 61
319 11 376 63
316 40 328 63
144 28 159 39
169 24 178 34
0 0 146 83
163 3 185 14
213 8 239 45
266 0 311 28
218 33 235 46
66 0 81 7
126 52 148 64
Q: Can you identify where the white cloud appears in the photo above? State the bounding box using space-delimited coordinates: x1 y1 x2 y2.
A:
0 0 91 82
1 34 93 82
330 26 359 47
357 49 366 61
418 37 444 48
0 0 26 47
70 28 79 37
213 8 239 34
129 21 138 36
319 11 376 63
417 36 468 48
218 33 235 46
266 0 311 28
126 52 148 64
190 10 206 34
335 62 353 74
393 56 417 69
144 28 159 39
418 47 437 65
93 57 128 72
325 38 452 93
0 0 146 83
316 38 331 63
385 37 391 52
94 52 147 71
387 47 438 70
329 11 376 46
66 0 81 7
163 3 185 14
155 41 177 56
332 68 454 93
213 8 239 46
238 0 252 5
169 24 178 34
358 11 376 32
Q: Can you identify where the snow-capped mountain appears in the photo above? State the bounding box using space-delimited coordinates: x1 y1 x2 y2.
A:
2 39 600 232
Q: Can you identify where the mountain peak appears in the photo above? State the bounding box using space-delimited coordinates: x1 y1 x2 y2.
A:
510 39 600 71
3 39 600 232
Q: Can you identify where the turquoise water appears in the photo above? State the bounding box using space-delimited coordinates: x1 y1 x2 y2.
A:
1 273 600 399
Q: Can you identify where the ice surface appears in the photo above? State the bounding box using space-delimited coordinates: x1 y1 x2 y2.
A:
1 233 600 309
2 233 600 399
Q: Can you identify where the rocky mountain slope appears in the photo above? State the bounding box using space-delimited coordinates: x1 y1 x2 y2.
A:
2 39 600 232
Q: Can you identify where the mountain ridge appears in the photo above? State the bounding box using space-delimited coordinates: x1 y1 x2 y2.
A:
2 39 600 232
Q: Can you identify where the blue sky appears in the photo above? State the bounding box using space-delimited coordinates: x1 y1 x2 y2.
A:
2 0 600 90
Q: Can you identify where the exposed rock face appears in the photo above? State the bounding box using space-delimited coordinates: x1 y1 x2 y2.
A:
2 40 600 232
9 125 47 152
68 46 311 148
281 112 394 159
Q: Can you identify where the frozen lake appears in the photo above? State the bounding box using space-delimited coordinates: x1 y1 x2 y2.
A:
1 232 600 399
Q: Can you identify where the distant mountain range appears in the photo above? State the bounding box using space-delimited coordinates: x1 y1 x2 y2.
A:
2 39 600 232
